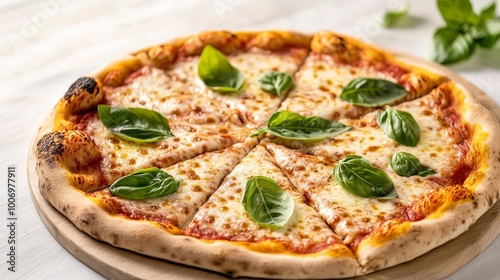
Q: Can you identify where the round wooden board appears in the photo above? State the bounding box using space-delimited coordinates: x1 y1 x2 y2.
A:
28 50 500 280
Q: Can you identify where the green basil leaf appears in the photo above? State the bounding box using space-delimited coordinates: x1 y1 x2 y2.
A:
198 45 245 93
242 176 294 228
417 168 438 178
382 2 410 28
98 105 174 143
433 27 475 65
250 110 352 140
109 168 183 200
437 0 479 28
474 19 500 48
479 2 496 21
333 155 396 199
257 71 293 96
390 152 436 177
376 106 420 147
340 78 408 107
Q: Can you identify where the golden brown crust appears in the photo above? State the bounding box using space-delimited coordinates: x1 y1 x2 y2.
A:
36 130 103 192
96 57 143 87
135 44 176 69
311 30 363 62
53 76 103 130
133 30 311 71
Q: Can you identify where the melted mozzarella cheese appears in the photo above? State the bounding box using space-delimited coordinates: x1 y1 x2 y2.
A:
279 54 443 120
185 145 349 254
266 90 461 245
105 66 236 125
91 140 256 228
84 113 250 183
222 50 305 127
276 90 457 183
105 49 305 128
265 142 441 245
280 55 392 120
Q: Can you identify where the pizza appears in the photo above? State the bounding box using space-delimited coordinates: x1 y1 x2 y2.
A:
33 30 500 278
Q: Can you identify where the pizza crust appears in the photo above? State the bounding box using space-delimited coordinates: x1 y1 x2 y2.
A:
36 130 103 192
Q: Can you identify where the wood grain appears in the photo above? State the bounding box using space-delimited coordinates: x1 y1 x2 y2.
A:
27 50 500 280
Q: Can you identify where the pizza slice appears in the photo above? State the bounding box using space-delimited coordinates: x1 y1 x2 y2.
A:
184 144 360 278
47 75 254 190
271 81 472 186
85 138 257 232
279 31 446 120
264 81 500 273
101 65 243 126
131 31 311 128
264 141 440 244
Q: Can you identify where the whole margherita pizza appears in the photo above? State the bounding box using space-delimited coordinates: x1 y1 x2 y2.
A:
33 30 500 278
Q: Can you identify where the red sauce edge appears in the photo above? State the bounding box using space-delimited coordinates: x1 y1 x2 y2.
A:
186 223 339 254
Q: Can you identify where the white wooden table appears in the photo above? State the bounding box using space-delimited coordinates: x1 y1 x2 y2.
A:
1 0 499 279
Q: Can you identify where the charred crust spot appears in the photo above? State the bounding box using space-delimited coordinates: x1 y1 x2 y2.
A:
212 255 225 267
159 246 167 253
64 77 99 100
237 260 249 270
91 230 100 240
36 132 65 165
80 212 97 226
473 200 479 209
263 268 279 276
40 182 51 194
111 234 119 246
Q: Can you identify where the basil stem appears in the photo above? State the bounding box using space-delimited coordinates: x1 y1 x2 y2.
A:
242 176 294 228
109 168 183 200
98 105 174 143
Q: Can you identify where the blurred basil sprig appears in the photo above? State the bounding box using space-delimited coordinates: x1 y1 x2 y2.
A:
434 0 499 65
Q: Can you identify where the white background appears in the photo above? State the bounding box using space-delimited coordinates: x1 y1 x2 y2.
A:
1 0 499 279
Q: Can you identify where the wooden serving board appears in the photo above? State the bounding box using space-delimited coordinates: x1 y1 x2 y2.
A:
28 51 500 280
